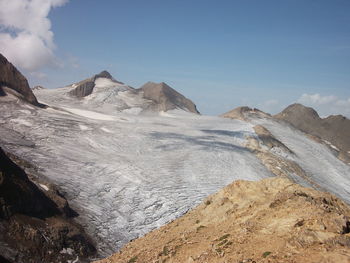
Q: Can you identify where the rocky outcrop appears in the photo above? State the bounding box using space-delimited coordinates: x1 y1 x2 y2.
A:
275 103 350 162
0 147 96 263
68 70 123 97
137 82 199 114
96 177 350 263
0 53 40 106
221 106 271 121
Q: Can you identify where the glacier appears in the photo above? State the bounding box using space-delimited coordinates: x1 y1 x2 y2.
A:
1 86 349 257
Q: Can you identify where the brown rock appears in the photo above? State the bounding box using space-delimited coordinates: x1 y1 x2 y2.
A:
274 103 350 163
221 106 270 121
138 82 199 114
0 53 40 106
95 177 350 263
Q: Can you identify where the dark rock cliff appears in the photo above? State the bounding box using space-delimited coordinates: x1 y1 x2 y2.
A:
0 53 41 107
0 147 96 263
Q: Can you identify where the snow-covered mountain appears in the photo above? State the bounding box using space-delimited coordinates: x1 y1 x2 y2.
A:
36 71 199 115
1 55 350 260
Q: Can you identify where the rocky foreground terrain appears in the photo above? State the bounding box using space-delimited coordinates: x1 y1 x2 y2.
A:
0 146 96 263
96 177 350 263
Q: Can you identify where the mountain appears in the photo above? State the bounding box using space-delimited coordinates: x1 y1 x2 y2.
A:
0 53 41 106
0 147 96 263
95 177 350 263
221 106 271 121
137 82 199 114
275 103 350 163
68 70 124 97
33 71 199 115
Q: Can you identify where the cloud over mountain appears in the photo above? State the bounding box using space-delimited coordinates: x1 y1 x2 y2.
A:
298 93 350 118
0 0 68 71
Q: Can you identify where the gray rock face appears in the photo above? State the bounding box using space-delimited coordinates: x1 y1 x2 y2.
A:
68 70 123 98
0 53 40 106
274 103 350 161
138 82 199 114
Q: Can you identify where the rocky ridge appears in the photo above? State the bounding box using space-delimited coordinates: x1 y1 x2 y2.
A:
274 103 350 163
95 177 350 263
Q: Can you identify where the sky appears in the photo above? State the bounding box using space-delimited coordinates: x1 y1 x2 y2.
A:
0 0 349 117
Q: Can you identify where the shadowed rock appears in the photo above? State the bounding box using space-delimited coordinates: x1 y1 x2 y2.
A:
138 81 199 114
0 147 96 262
0 53 41 106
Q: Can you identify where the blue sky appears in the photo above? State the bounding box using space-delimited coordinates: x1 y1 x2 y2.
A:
1 0 349 116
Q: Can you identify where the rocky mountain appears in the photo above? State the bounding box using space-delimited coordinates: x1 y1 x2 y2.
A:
275 103 350 163
137 82 199 114
96 177 350 263
221 106 271 121
0 53 41 107
33 71 199 115
0 146 96 263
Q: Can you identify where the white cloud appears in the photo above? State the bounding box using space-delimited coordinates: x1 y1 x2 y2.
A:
0 0 68 71
297 93 350 118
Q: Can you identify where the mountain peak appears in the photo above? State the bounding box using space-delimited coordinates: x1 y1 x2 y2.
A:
94 70 113 80
138 81 199 114
221 106 271 121
277 103 320 119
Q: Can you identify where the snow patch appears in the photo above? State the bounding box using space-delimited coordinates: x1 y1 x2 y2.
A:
39 184 49 191
63 107 115 121
100 127 113 133
60 248 74 255
10 119 32 126
19 110 31 115
323 140 340 151
122 107 143 115
79 124 90 131
94 78 118 88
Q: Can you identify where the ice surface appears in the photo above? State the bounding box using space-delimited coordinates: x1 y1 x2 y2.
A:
62 107 116 121
0 98 272 257
3 88 350 258
251 117 350 202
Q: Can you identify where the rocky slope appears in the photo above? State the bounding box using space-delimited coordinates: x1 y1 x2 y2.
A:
0 53 41 107
137 82 199 114
275 103 350 163
0 146 96 263
95 177 350 263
